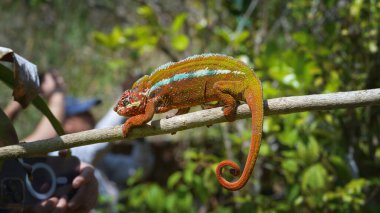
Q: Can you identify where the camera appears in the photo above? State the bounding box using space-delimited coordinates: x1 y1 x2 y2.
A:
0 156 80 210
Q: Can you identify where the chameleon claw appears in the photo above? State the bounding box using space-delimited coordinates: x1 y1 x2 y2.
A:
122 124 129 138
166 114 175 119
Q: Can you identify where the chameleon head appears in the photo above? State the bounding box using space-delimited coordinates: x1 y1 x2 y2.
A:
114 88 148 117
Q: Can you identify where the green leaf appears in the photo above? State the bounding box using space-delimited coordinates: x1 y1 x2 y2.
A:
259 143 271 157
171 34 189 51
233 31 250 45
345 178 367 194
288 185 301 203
278 129 299 147
167 172 182 189
184 162 197 184
171 13 188 33
165 193 177 211
146 184 166 211
302 164 328 192
93 27 126 49
193 175 208 203
228 133 243 145
126 169 144 186
215 27 232 43
350 0 364 18
368 41 378 53
297 142 307 163
329 155 351 181
282 159 299 173
282 159 299 182
137 5 153 17
307 136 320 163
292 32 309 45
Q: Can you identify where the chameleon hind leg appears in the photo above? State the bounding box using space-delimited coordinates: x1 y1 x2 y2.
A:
213 81 244 122
201 101 221 109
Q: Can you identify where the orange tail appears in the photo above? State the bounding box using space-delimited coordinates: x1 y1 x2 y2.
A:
216 84 263 190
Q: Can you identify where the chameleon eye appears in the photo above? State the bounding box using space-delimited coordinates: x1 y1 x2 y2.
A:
122 99 128 106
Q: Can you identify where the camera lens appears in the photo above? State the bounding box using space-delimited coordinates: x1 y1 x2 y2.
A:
31 167 53 194
25 163 56 200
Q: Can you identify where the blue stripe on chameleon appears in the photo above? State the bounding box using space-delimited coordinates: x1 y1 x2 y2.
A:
148 69 244 95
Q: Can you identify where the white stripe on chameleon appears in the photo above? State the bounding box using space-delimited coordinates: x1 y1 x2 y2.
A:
148 69 245 95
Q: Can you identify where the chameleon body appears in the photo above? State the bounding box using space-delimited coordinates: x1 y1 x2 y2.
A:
114 53 263 190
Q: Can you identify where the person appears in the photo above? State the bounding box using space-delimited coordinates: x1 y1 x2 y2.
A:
4 72 98 212
6 72 155 212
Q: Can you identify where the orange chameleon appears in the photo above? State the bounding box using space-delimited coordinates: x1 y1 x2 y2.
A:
114 54 263 190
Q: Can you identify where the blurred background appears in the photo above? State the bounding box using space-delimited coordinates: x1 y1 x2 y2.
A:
1 0 380 212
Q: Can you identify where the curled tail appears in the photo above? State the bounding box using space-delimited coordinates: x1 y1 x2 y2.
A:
216 83 263 191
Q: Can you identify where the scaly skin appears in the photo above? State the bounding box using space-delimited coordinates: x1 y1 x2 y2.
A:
114 54 263 190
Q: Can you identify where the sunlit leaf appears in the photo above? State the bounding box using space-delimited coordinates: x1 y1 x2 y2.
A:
307 136 320 163
171 13 188 33
350 0 364 18
288 184 301 203
137 5 153 17
146 184 165 210
215 27 232 43
171 34 189 51
167 172 182 189
282 159 299 173
233 31 250 45
184 162 197 184
259 143 271 157
302 164 328 192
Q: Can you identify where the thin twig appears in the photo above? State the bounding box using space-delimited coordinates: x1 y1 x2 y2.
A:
0 89 379 159
235 0 260 34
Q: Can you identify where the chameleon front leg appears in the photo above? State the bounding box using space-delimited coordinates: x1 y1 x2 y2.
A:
122 101 155 138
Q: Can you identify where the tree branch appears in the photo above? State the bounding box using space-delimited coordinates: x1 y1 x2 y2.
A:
0 88 379 159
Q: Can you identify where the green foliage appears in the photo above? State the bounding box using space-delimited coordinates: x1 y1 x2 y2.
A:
93 7 190 54
119 149 218 213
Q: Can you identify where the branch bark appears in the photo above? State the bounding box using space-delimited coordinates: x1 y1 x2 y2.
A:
0 88 380 159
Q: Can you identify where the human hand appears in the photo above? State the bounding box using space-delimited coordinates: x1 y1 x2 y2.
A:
34 162 98 213
40 72 65 98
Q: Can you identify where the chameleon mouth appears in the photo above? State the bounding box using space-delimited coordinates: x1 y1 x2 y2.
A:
126 101 141 108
